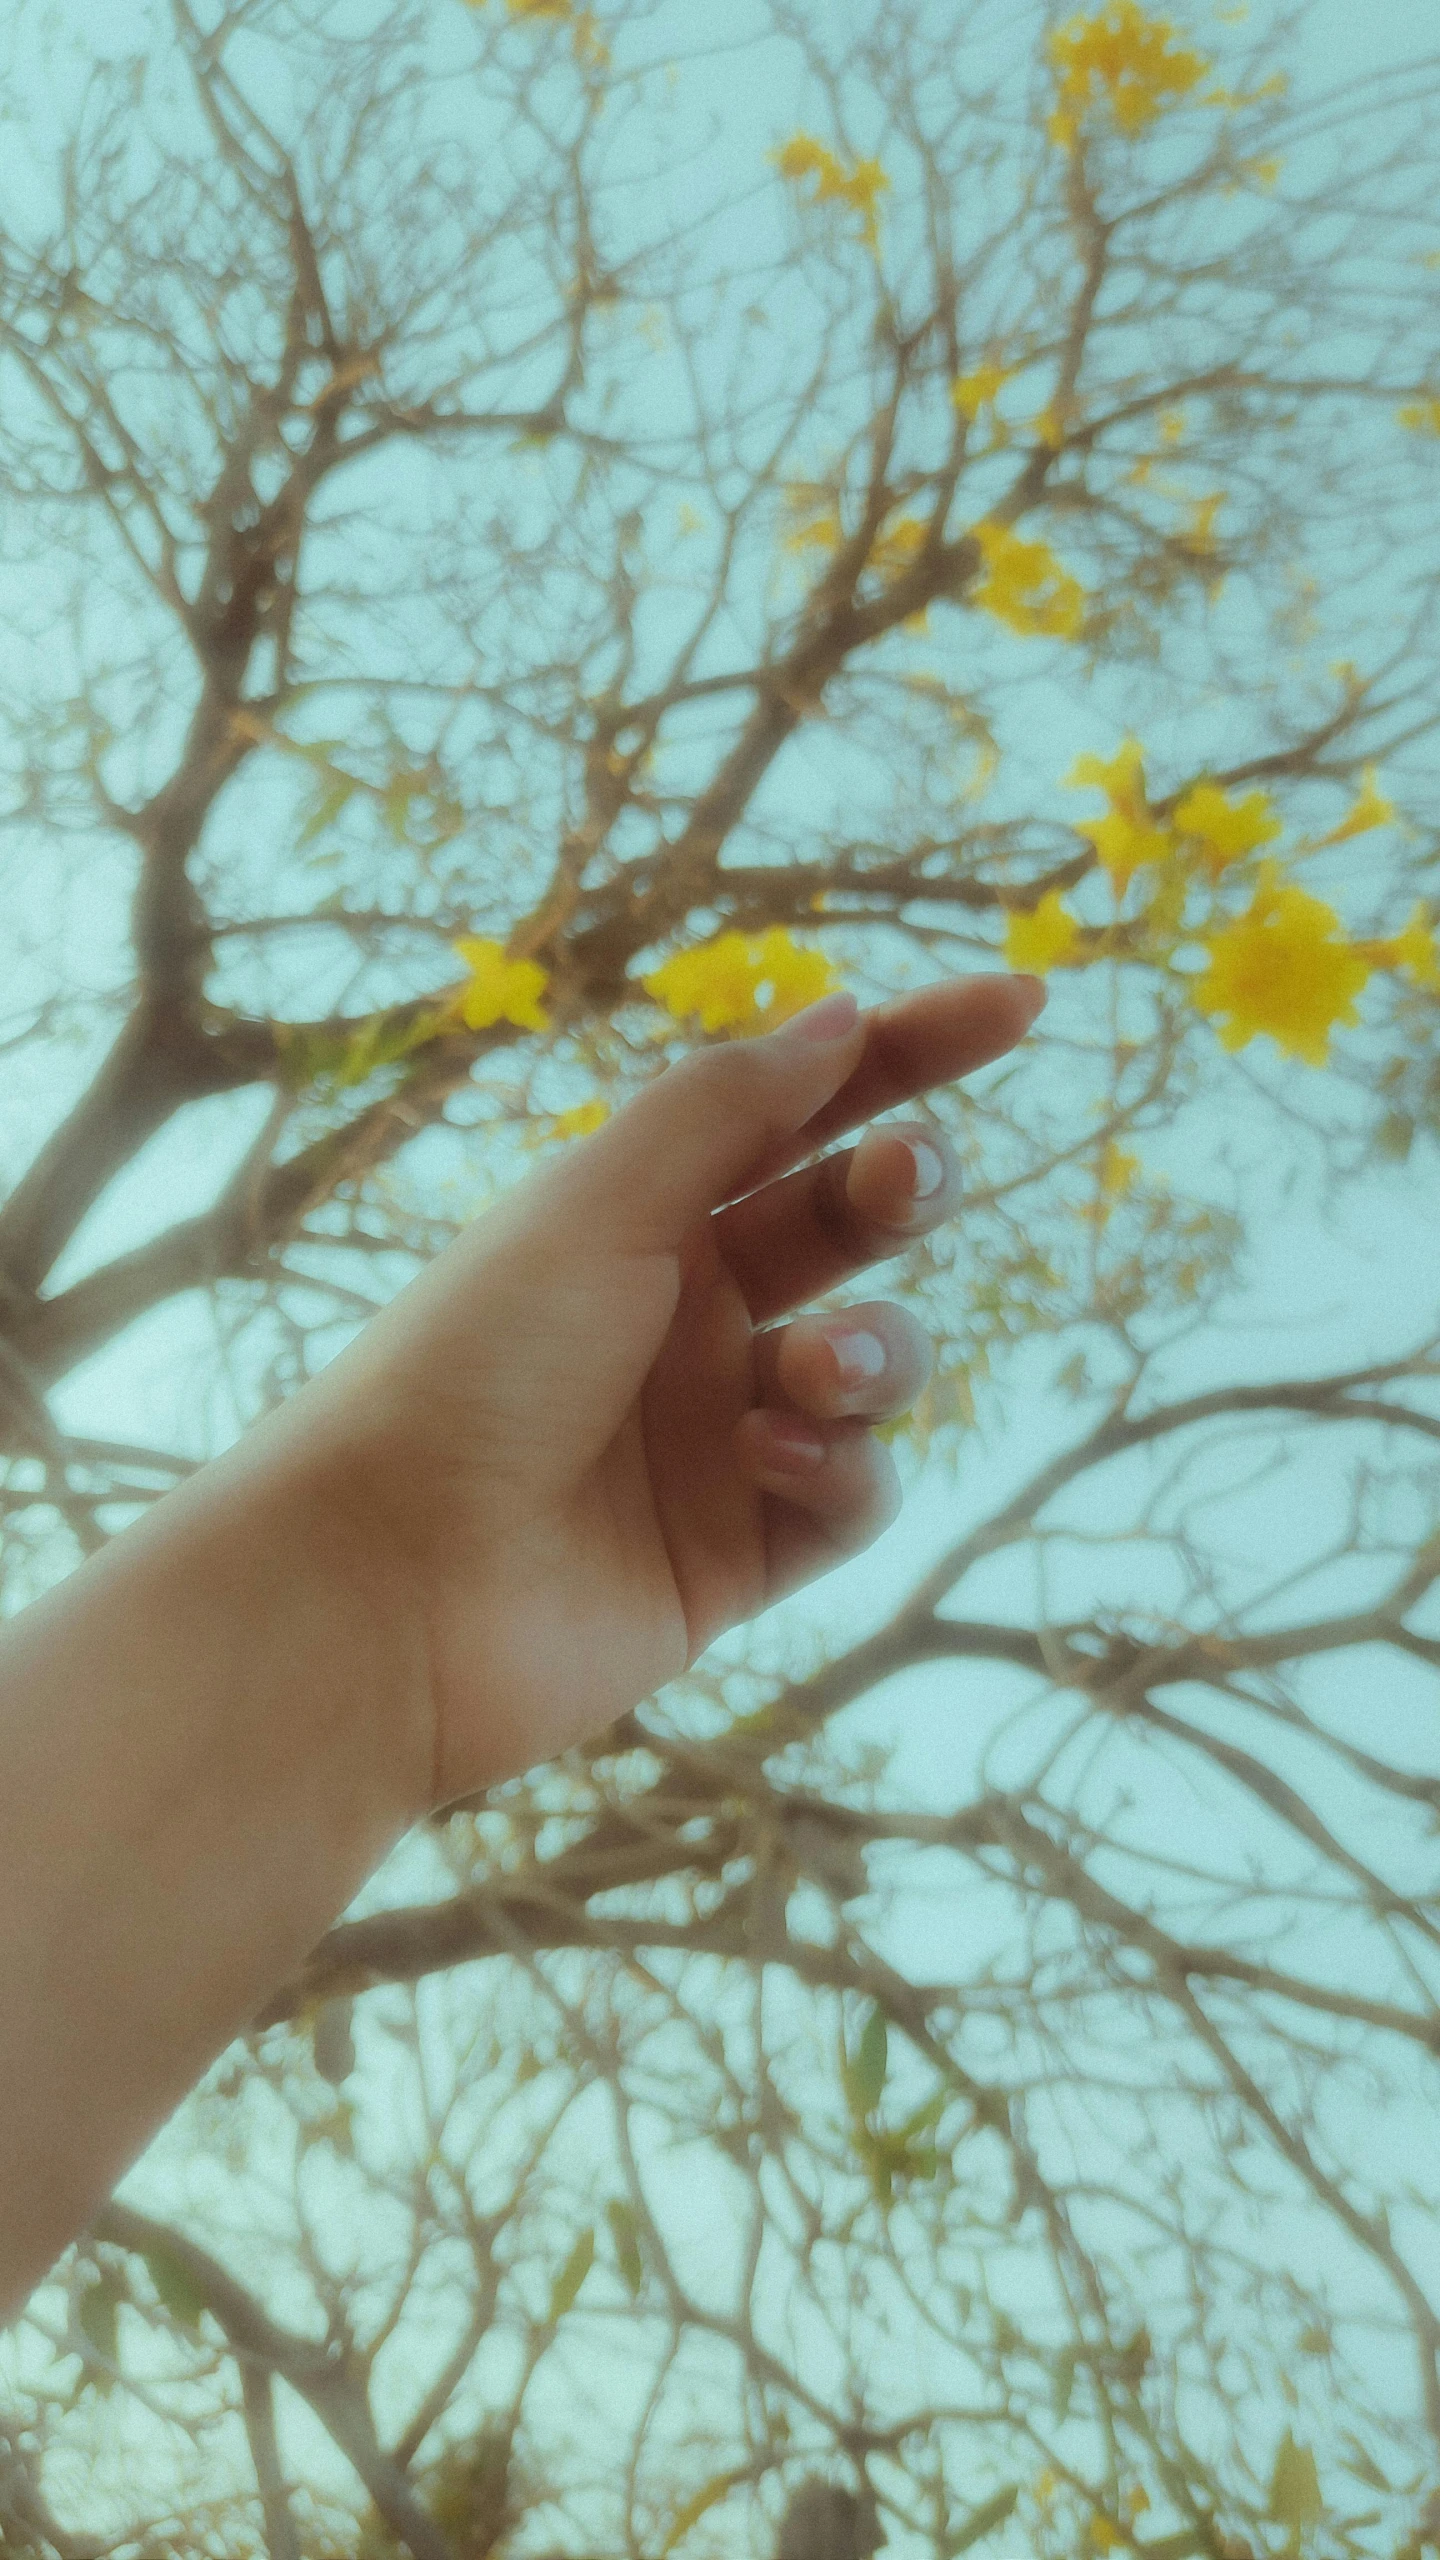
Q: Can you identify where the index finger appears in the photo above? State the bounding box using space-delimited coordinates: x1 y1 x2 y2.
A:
723 972 1045 1204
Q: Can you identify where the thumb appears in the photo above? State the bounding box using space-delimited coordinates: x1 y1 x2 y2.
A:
579 992 865 1251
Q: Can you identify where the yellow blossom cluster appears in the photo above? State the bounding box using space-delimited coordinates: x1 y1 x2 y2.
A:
1191 866 1371 1066
1398 398 1440 437
1047 2 1212 149
1062 744 1283 892
1068 738 1173 887
1003 749 1424 1069
773 134 889 243
643 927 842 1037
969 520 1086 639
450 936 552 1032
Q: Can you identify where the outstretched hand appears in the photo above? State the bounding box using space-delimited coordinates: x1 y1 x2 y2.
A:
300 975 1045 1808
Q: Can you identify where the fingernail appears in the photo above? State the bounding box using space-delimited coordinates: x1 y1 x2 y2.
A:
761 1414 828 1469
772 990 860 1045
906 1140 946 1200
827 1328 887 1390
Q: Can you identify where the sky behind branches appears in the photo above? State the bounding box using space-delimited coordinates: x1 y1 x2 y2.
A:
2 0 1440 2542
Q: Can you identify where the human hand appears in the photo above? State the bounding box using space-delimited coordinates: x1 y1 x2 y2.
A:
299 976 1045 1809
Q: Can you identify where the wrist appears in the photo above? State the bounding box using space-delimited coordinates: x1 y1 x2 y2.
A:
0 1394 434 2312
173 1388 440 1829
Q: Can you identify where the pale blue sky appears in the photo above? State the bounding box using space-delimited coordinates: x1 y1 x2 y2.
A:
3 0 1440 2548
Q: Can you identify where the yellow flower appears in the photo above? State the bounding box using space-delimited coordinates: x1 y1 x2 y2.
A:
1047 2 1211 148
451 936 552 1032
1172 779 1281 873
774 134 890 241
1191 864 1371 1065
969 520 1086 639
1066 737 1173 888
870 514 927 575
1394 905 1440 989
545 1098 612 1141
1082 811 1174 887
1099 1140 1140 1194
1398 397 1440 437
1089 2516 1124 2554
952 363 1015 419
1005 892 1081 972
1363 902 1440 991
783 496 844 555
1031 405 1067 450
1068 739 1145 806
1180 492 1224 557
643 928 841 1035
1312 765 1395 847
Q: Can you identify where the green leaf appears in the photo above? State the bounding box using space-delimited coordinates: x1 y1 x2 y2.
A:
335 1016 385 1089
1338 2436 1391 2494
142 2245 208 2335
380 767 432 841
898 2088 947 2142
77 2271 124 2389
947 2486 1021 2555
1269 2431 1323 2542
844 2003 888 2118
606 2199 644 2297
901 2142 941 2181
659 2470 740 2555
548 2226 595 2321
297 769 361 847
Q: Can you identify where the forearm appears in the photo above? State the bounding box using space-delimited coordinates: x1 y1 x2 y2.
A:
0 1411 429 2320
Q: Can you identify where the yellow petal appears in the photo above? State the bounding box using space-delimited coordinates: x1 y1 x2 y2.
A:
545 1099 611 1142
1005 892 1081 973
1312 766 1395 847
1079 811 1174 889
952 362 1016 419
1171 780 1281 870
1067 737 1148 812
452 937 552 1032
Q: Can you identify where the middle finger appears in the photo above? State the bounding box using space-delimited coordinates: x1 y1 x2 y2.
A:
713 1120 961 1325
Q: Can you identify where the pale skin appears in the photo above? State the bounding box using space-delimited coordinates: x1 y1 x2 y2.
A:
0 972 1043 2319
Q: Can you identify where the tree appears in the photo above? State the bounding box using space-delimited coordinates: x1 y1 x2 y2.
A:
2 0 1439 2553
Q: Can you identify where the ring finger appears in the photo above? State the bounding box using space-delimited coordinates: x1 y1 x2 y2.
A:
750 1298 935 1422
